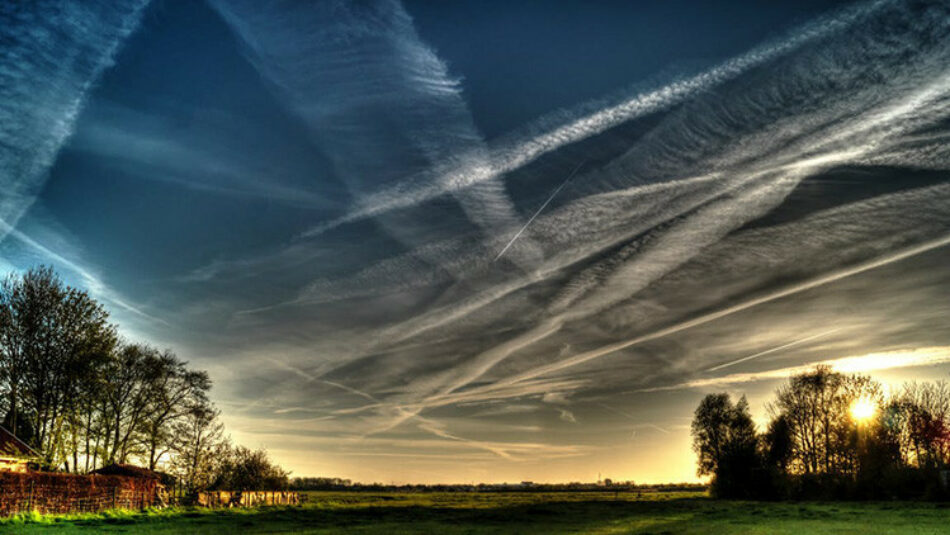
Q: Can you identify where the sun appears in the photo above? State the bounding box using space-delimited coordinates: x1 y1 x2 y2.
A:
849 396 877 423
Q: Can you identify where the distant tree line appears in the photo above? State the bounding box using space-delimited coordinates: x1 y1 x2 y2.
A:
692 365 950 500
0 267 288 493
288 477 705 493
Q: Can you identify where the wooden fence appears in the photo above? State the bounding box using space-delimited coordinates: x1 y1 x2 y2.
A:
0 472 163 516
196 490 299 508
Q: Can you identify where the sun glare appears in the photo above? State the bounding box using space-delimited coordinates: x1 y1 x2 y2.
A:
849 396 877 423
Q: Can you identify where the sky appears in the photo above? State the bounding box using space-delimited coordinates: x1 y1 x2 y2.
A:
2 0 950 484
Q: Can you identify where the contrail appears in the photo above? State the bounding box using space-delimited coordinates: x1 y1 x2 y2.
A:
596 403 670 433
647 346 950 392
0 220 169 326
497 233 950 387
0 0 150 242
296 0 889 238
494 161 586 261
408 57 950 406
210 0 539 266
408 232 950 414
269 358 380 403
705 328 841 372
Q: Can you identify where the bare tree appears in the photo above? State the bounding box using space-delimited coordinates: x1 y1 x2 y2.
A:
100 344 163 464
141 351 211 470
891 381 950 469
769 366 882 475
170 401 227 493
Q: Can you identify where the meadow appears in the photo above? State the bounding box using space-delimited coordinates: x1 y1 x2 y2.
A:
2 491 950 534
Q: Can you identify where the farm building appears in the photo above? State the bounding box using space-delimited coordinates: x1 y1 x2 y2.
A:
91 463 173 487
91 463 162 480
0 424 39 472
91 463 172 507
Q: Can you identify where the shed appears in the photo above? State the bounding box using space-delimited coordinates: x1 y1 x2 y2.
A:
91 463 167 483
91 463 173 506
0 424 40 472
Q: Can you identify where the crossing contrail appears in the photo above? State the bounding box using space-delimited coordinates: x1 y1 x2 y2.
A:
705 328 841 372
494 161 586 261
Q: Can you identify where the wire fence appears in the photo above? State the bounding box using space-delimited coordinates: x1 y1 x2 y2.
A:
0 472 162 516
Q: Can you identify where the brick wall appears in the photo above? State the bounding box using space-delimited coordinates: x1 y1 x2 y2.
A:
0 471 162 516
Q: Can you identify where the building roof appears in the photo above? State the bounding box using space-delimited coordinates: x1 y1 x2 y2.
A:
91 463 165 481
0 424 39 459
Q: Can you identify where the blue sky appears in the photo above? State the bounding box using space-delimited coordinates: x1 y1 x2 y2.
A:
3 0 950 483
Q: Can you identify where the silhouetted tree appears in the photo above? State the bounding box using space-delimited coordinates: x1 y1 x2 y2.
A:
141 351 211 470
769 366 881 476
854 408 902 498
691 393 733 477
762 414 793 472
688 366 950 500
692 393 760 497
890 381 950 469
100 344 159 464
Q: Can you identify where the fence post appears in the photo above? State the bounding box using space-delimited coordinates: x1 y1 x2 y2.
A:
27 480 34 512
112 486 117 510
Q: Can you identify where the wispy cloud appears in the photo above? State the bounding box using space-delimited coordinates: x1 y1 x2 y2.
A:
291 0 891 235
487 233 950 391
0 218 167 326
139 0 950 477
416 416 585 461
372 11 950 411
209 0 542 268
650 346 950 391
70 105 337 210
557 409 577 423
0 0 150 241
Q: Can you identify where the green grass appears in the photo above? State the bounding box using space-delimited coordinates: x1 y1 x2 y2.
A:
2 491 949 534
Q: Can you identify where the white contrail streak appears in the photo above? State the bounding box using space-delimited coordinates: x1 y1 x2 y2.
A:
648 346 950 392
705 328 841 372
0 220 168 326
0 0 150 242
495 233 950 387
210 0 540 265
403 56 950 407
299 0 889 236
402 232 950 412
269 358 380 403
596 403 670 433
494 161 586 261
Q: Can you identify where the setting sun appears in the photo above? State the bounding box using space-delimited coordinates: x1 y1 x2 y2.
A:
850 396 878 423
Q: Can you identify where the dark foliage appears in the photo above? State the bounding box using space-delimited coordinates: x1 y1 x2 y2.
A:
211 446 290 491
691 394 762 498
693 367 950 500
0 267 288 495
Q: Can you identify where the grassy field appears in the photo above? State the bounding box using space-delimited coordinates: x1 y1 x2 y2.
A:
2 491 950 534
